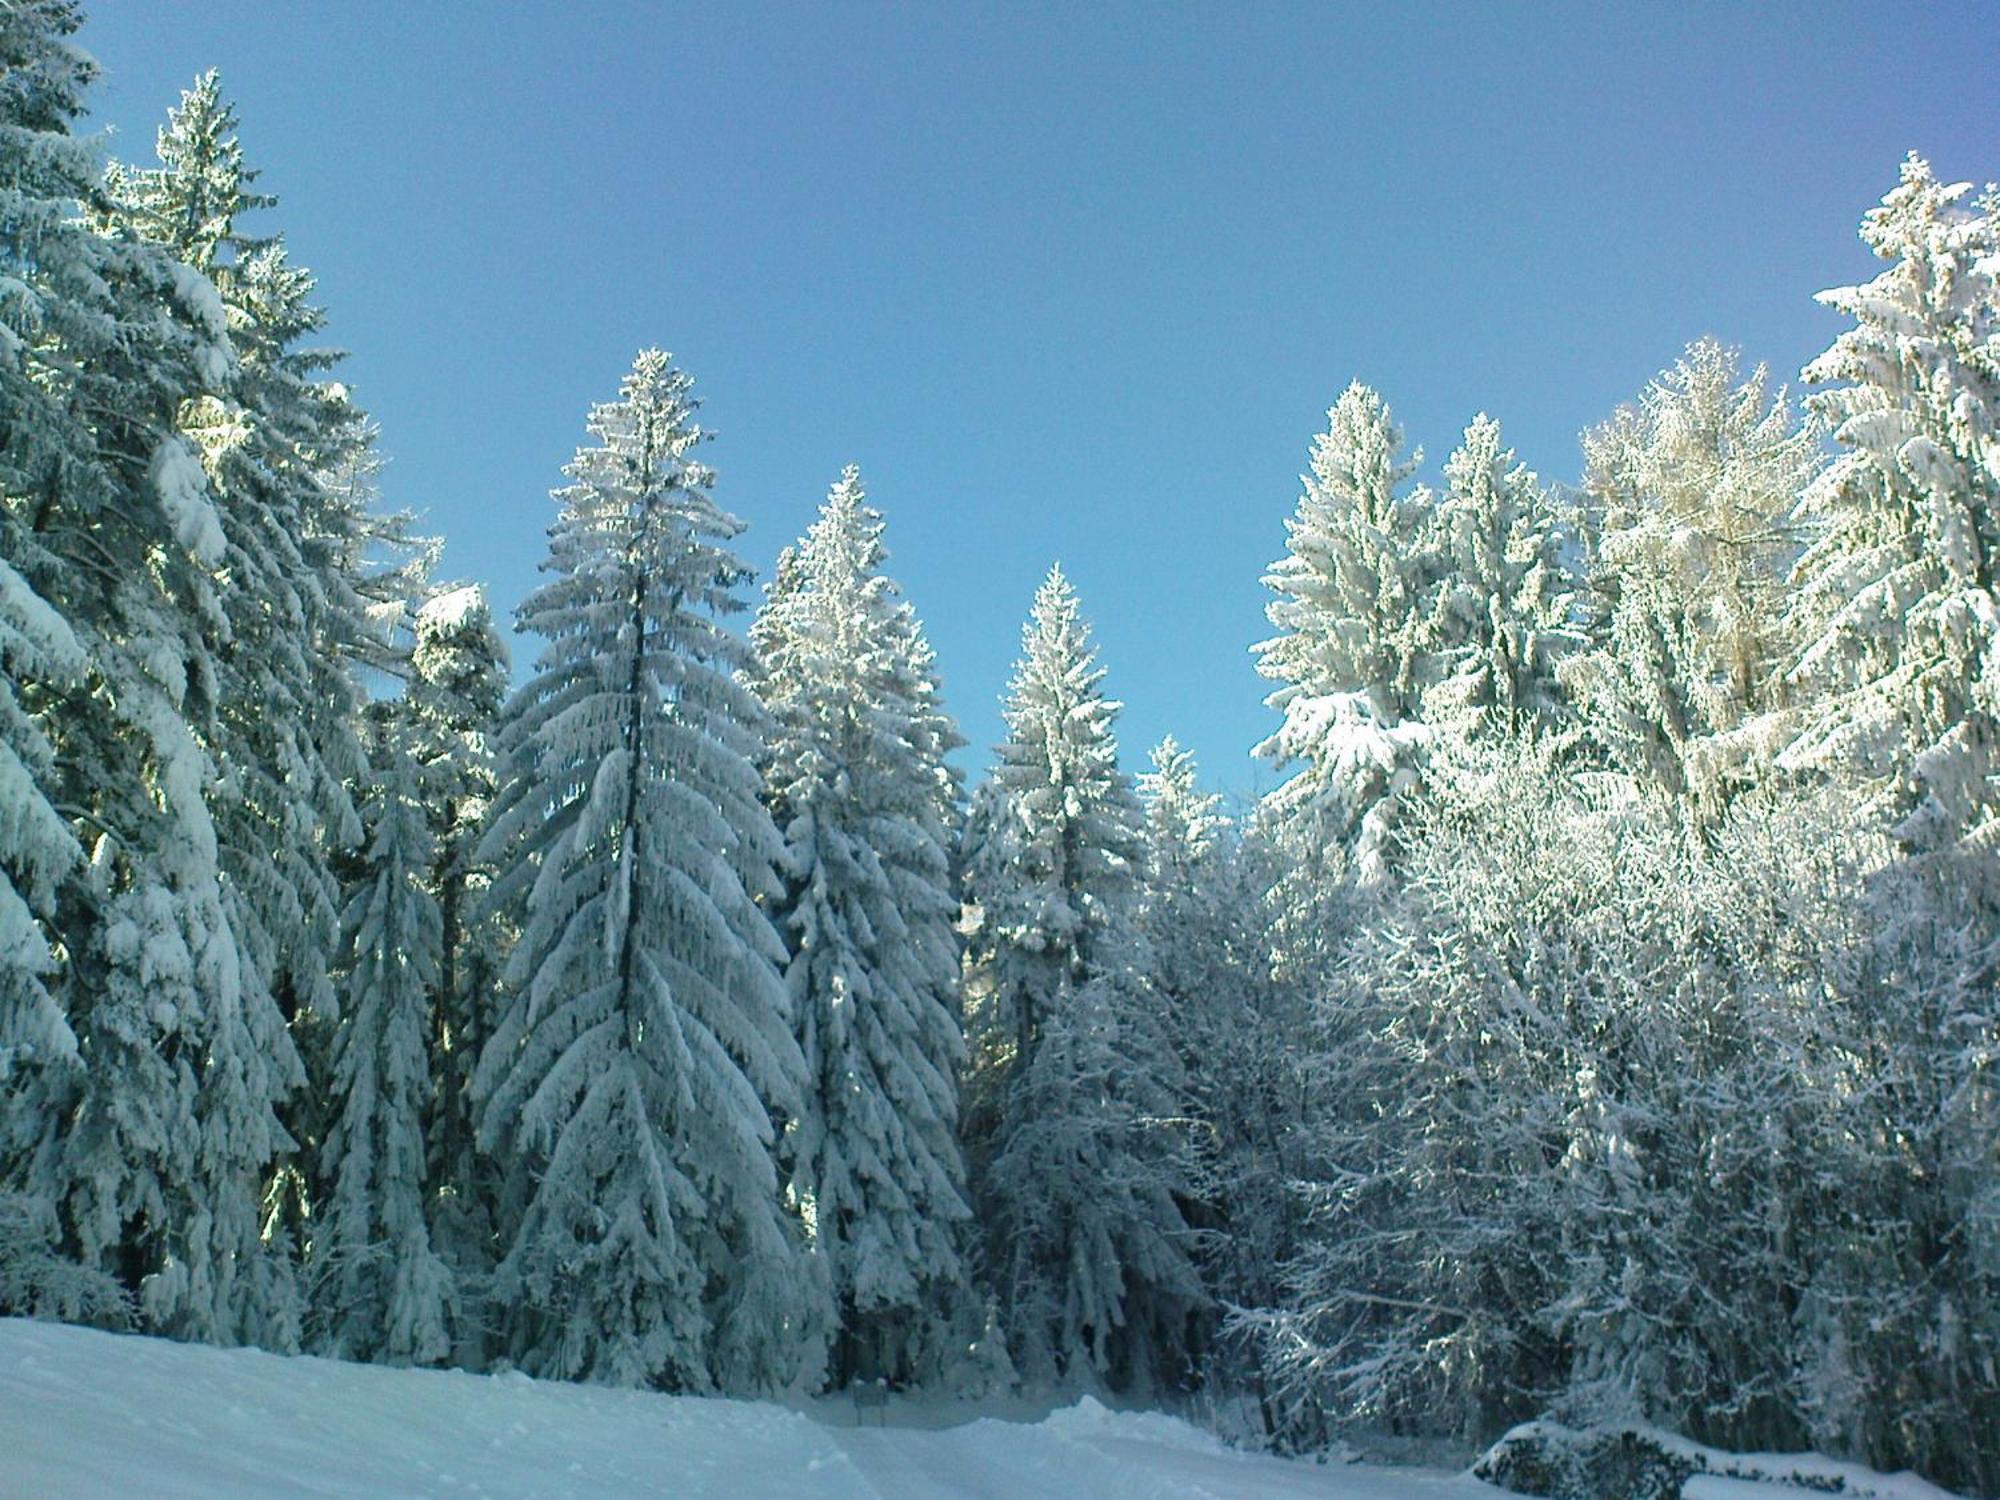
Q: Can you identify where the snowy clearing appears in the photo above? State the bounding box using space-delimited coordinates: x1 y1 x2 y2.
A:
0 1319 1490 1500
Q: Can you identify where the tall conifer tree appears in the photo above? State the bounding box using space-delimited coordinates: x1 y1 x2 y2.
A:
475 350 820 1391
1 1 304 1344
315 706 454 1365
1424 414 1580 747
108 74 377 1218
1784 157 2000 848
406 586 509 1294
1254 383 1436 887
109 68 376 980
750 467 972 1387
964 567 1202 1390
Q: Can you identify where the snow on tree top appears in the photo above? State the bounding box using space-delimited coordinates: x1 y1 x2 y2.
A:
417 585 490 634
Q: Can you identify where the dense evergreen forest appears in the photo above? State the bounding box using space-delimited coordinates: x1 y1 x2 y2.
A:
2 2 1995 1493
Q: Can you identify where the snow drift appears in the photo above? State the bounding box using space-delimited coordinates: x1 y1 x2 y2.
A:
0 1318 1483 1499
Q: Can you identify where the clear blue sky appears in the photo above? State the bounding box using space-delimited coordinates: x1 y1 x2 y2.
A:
78 1 1998 799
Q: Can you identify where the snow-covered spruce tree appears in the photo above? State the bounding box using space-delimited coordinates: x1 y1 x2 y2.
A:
1135 738 1306 1416
1136 741 1230 1003
1783 156 2000 850
108 68 375 978
1564 339 1819 828
0 5 123 1257
405 585 509 1301
963 566 1202 1392
0 552 96 1320
748 466 971 1389
313 706 453 1366
0 7 91 1167
108 73 378 1264
0 0 306 1346
1423 414 1581 748
474 350 822 1392
1254 382 1437 889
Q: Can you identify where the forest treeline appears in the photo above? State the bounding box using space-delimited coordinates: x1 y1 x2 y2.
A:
1 4 1995 1494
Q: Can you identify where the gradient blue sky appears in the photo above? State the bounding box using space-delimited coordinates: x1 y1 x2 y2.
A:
78 2 1998 798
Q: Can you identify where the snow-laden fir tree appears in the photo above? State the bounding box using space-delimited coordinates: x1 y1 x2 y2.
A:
314 706 454 1366
963 566 1202 1391
1782 156 2000 849
0 14 105 1231
0 0 305 1346
1135 738 1237 1134
107 69 376 998
0 6 125 1223
0 556 81 1120
1254 383 1437 888
1135 738 1304 1408
748 466 971 1388
107 73 379 1264
405 585 508 1297
474 350 821 1392
1423 414 1580 747
0 552 94 1319
1565 339 1819 826
1137 739 1228 935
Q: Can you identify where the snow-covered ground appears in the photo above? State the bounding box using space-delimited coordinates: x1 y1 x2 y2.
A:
0 1319 1492 1499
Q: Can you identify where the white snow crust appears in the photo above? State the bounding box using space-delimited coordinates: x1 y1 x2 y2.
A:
0 1319 1492 1499
417 585 489 633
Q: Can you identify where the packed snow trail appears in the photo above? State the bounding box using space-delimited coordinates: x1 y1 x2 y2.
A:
0 1319 1492 1499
